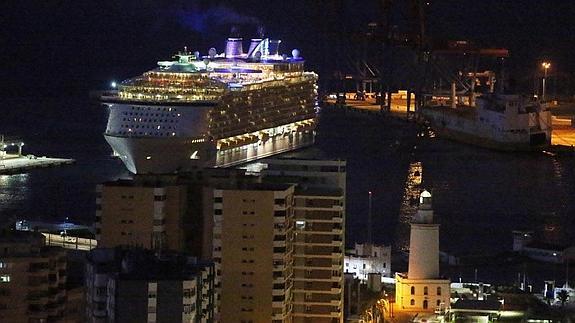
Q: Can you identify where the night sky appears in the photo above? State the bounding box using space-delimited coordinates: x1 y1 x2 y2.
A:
2 0 575 96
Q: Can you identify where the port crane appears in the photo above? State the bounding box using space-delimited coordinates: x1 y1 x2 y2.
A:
329 0 510 113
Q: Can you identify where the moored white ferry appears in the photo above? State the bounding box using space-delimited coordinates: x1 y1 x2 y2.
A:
421 93 552 151
102 36 318 174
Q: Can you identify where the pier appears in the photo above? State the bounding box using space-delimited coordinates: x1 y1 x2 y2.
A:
0 155 75 174
15 220 97 251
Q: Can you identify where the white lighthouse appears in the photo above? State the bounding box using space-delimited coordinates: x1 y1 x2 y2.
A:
395 190 450 312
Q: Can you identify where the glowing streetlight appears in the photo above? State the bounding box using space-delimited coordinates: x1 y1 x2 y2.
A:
541 62 551 101
110 81 117 89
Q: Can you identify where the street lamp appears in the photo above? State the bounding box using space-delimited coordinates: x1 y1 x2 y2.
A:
541 62 551 101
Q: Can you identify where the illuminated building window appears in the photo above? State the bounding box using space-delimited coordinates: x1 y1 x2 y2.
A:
410 299 415 306
424 286 428 295
0 275 10 283
295 220 305 230
423 300 428 309
410 286 415 295
437 300 441 307
0 262 6 269
437 287 442 296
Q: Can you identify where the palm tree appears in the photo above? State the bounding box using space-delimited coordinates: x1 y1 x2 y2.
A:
557 289 569 306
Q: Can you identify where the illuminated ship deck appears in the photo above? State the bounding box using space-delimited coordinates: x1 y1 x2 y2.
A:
102 37 318 174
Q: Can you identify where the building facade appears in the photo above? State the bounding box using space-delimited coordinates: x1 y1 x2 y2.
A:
291 187 345 323
213 183 295 323
344 243 391 281
96 176 189 251
96 169 247 256
95 158 346 322
262 158 346 323
0 231 67 323
85 248 215 323
395 191 450 313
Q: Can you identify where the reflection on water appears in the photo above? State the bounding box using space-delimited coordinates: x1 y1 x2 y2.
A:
395 161 423 251
0 174 30 225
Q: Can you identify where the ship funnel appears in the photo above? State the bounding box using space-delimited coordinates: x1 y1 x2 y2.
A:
247 38 262 56
225 38 244 58
268 39 281 56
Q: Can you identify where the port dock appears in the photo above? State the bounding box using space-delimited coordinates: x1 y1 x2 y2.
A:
323 93 416 123
325 94 575 154
0 155 75 174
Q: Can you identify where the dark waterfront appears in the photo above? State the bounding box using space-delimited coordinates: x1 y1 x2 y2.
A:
1 96 574 286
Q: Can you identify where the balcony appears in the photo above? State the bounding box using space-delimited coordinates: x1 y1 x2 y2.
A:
293 264 340 271
293 205 343 212
292 299 342 307
272 289 285 296
273 240 286 248
273 276 286 284
293 277 341 283
294 240 342 247
292 287 342 294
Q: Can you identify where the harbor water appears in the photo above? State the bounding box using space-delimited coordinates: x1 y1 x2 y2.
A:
1 96 574 286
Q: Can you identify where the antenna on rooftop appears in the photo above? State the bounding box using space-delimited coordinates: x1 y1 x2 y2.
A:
368 191 373 245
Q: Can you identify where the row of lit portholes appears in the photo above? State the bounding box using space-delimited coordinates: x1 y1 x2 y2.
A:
122 111 180 118
130 106 177 112
116 131 176 137
119 124 176 130
122 118 178 123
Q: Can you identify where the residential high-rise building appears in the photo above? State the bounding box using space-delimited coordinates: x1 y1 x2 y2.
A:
262 158 346 323
96 176 188 251
395 190 450 313
291 185 344 323
95 169 247 256
0 230 67 323
213 183 296 323
95 158 346 322
85 248 215 323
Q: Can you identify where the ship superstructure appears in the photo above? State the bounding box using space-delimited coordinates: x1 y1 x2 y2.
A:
102 37 318 174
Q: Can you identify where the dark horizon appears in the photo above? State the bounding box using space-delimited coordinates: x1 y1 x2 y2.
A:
3 0 575 96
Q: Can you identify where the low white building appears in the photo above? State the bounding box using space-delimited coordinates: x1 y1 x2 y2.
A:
345 243 391 281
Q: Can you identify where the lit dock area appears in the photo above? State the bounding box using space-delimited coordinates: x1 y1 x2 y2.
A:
551 117 575 147
325 92 415 118
0 155 75 174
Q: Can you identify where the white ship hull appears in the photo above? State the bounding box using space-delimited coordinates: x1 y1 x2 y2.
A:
422 95 552 151
105 129 315 174
429 124 549 151
103 101 317 173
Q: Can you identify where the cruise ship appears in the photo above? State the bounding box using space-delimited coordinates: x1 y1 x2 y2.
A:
102 37 318 174
421 93 552 151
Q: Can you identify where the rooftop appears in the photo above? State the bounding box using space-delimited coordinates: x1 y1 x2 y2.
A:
87 248 212 281
217 182 294 192
295 186 343 197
